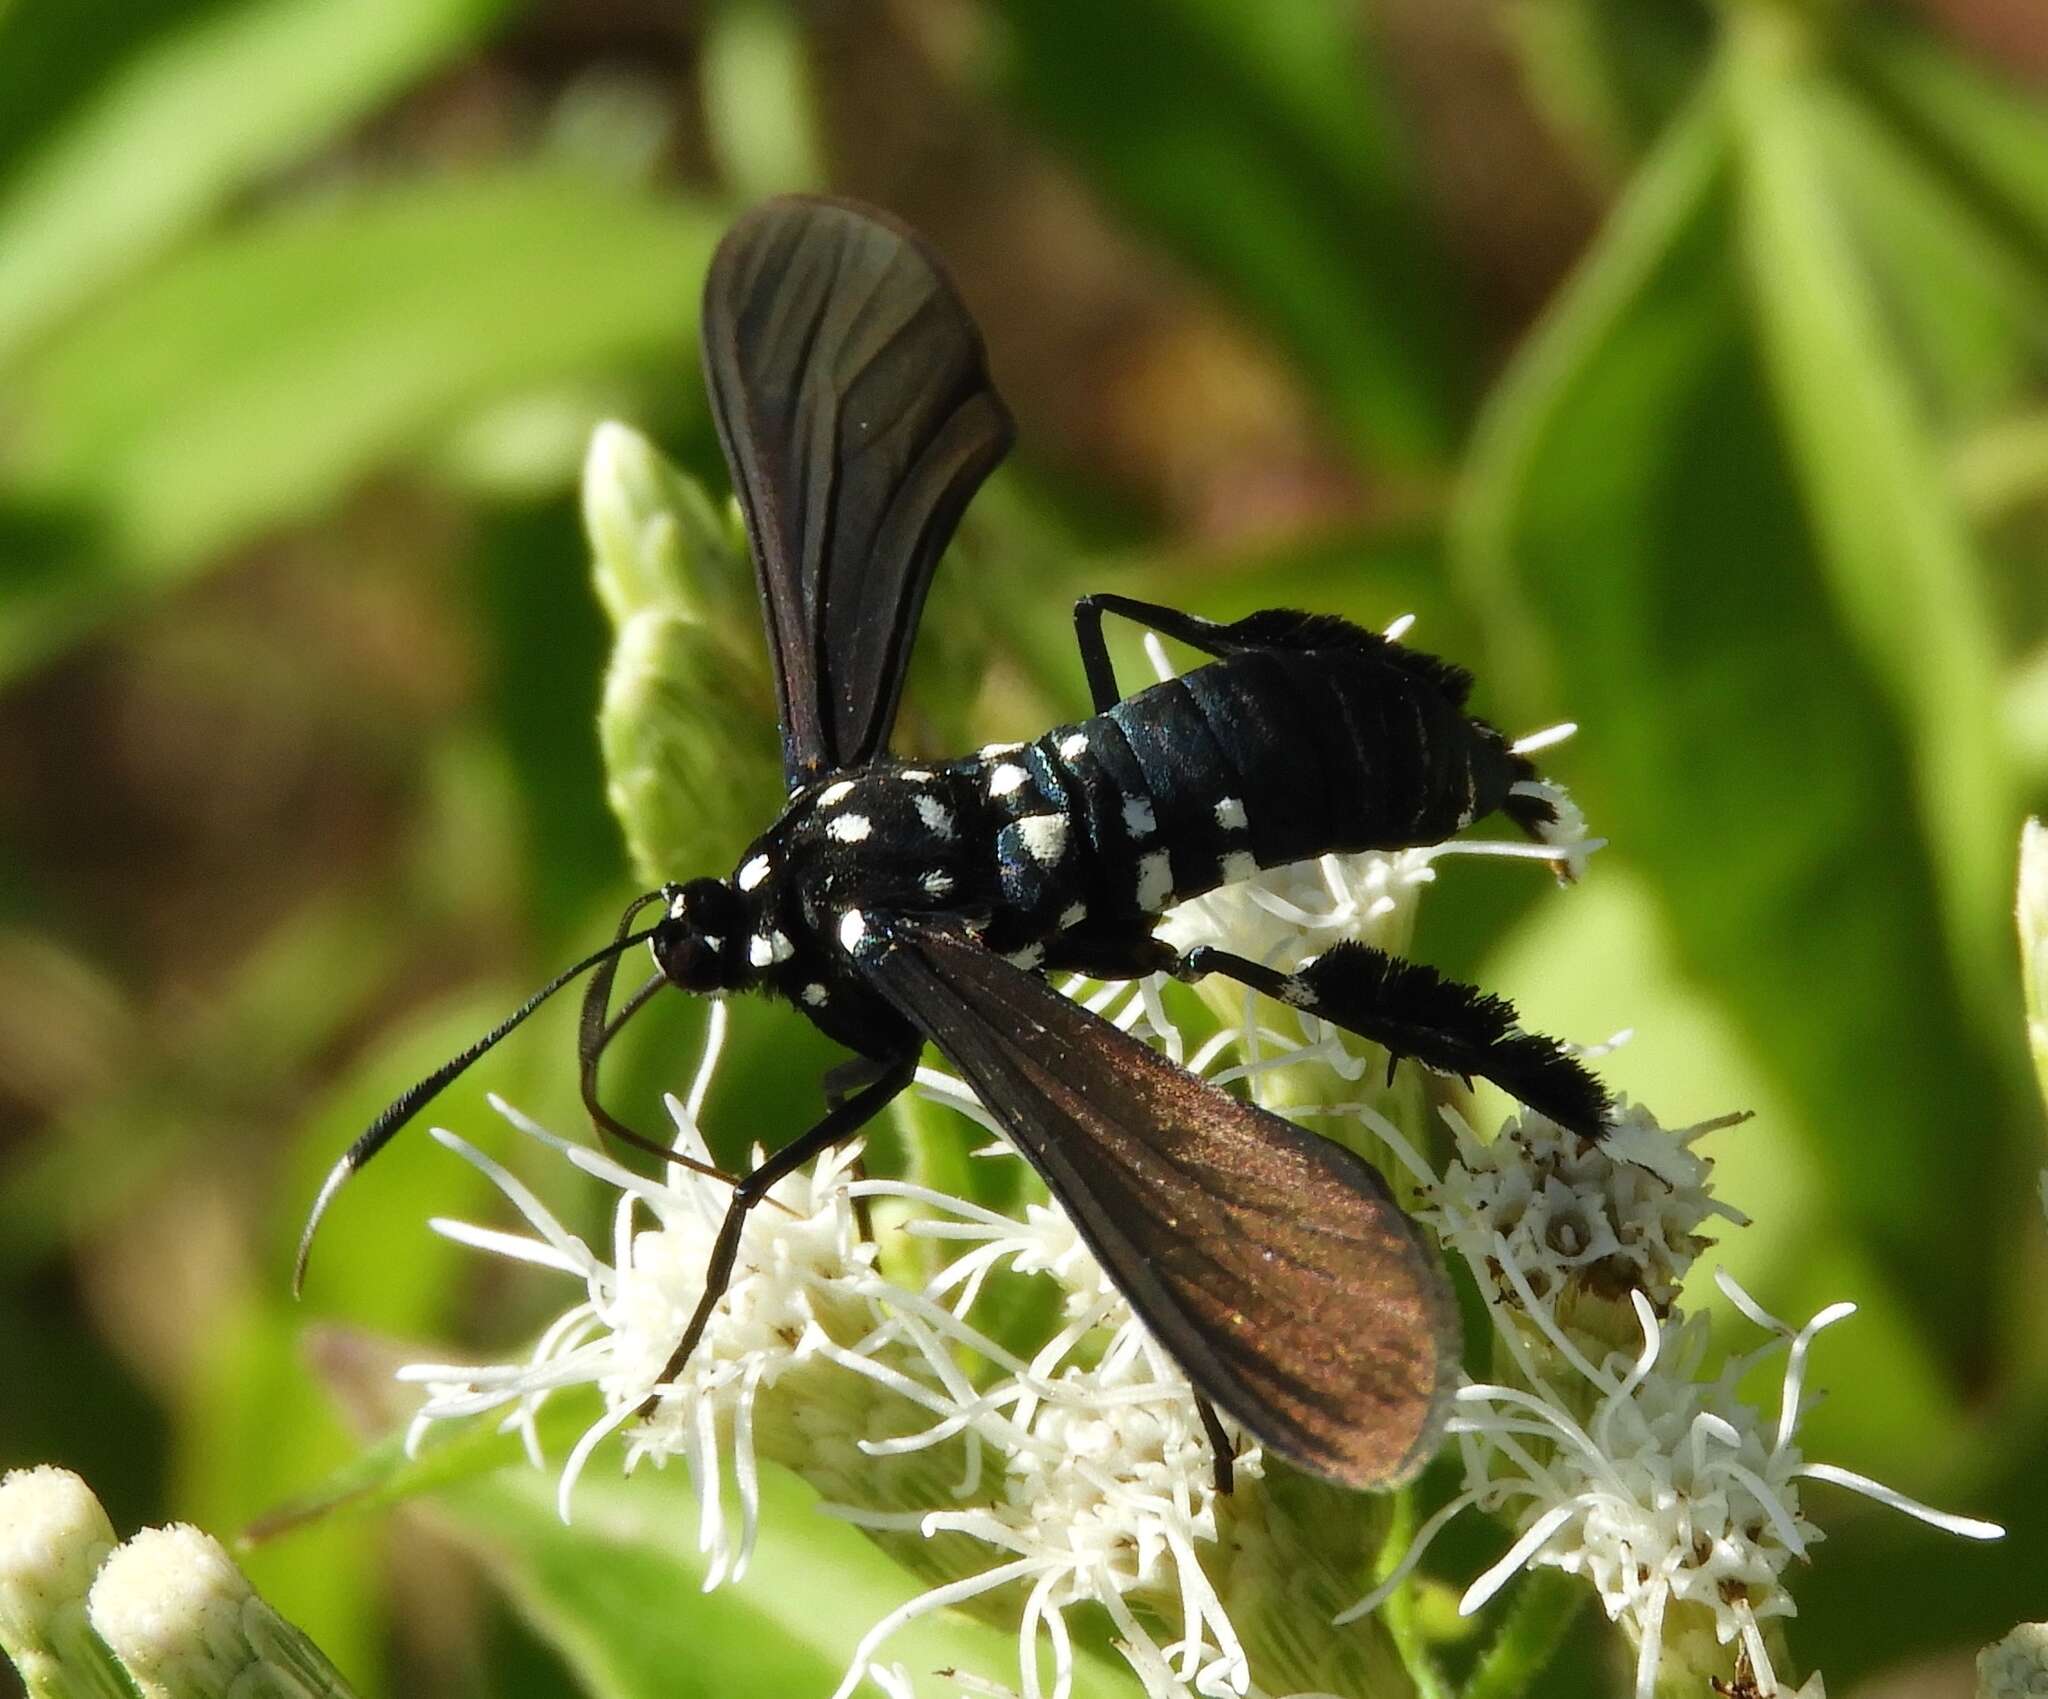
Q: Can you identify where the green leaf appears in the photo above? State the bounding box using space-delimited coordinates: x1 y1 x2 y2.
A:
992 0 1463 467
1726 20 2017 1021
1804 77 2048 424
1455 90 2021 1371
0 168 721 683
1842 20 2048 283
1504 0 1712 175
174 989 559 1692
0 0 516 368
434 1463 1142 1699
1457 1568 1583 1699
701 0 823 201
175 1300 388 1694
1793 1403 2048 1685
243 1390 606 1547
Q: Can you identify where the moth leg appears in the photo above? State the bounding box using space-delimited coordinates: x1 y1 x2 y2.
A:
1172 943 1610 1139
635 1052 918 1419
1194 1395 1236 1495
1073 593 1245 710
1078 591 1378 706
823 1052 897 1108
1075 591 1392 706
819 1056 896 1243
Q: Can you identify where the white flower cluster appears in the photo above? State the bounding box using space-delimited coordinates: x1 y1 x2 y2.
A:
401 684 1998 1699
405 992 1258 1699
1339 1095 2001 1699
400 1004 887 1587
1429 1096 1750 1313
1980 1621 2048 1697
0 1467 361 1699
825 1168 1258 1699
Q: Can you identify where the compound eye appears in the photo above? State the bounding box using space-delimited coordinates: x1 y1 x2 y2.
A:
652 920 722 992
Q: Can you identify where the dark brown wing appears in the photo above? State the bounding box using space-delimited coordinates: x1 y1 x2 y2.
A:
855 914 1459 1490
701 196 1014 783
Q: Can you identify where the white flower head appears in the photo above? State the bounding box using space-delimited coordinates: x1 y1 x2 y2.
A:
1157 843 1445 971
1346 1255 2001 1699
386 615 2001 1699
399 1007 879 1586
87 1523 358 1699
828 1178 1259 1699
1428 1097 1751 1317
0 1465 119 1687
87 1526 253 1697
1156 795 1597 982
1980 1621 2048 1698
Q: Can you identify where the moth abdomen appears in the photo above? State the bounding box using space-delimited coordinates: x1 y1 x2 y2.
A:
1033 644 1530 929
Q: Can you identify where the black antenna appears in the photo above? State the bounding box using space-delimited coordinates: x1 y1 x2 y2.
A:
295 919 668 1294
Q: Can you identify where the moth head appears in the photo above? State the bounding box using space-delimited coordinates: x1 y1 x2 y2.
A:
652 878 745 993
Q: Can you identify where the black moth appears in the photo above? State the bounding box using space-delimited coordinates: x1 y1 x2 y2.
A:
298 196 1610 1493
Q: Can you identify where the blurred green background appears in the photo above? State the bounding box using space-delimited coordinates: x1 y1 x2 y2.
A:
2 0 2045 1694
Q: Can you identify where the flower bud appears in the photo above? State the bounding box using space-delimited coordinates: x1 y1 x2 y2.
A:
1979 1621 2048 1699
0 1466 129 1699
583 421 783 880
599 610 785 882
582 420 749 630
86 1524 359 1699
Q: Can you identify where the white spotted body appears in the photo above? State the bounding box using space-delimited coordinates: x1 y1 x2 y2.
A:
306 195 1610 1508
703 641 1532 1055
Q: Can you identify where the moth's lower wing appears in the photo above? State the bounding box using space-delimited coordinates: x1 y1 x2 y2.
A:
702 196 1014 784
855 915 1459 1490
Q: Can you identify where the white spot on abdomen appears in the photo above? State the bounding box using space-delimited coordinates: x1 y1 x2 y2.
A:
1058 731 1088 759
1219 850 1258 884
915 796 955 838
748 931 794 967
988 763 1029 799
1214 796 1247 831
1122 797 1156 838
801 983 829 1007
1059 902 1087 929
826 813 872 844
819 779 856 807
922 869 955 897
1134 850 1173 911
1016 813 1069 865
737 854 772 891
838 910 868 952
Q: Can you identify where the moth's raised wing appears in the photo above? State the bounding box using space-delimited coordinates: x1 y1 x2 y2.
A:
854 914 1458 1489
702 196 1014 784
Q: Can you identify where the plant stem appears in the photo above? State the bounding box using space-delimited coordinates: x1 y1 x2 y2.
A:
1459 1569 1585 1699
